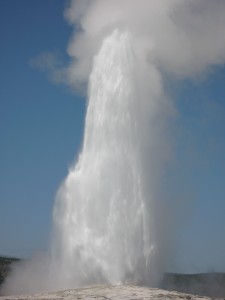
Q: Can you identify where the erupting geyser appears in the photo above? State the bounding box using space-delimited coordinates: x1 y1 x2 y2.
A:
50 29 168 289
3 0 225 296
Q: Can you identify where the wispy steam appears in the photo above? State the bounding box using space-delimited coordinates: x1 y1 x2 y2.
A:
30 51 66 84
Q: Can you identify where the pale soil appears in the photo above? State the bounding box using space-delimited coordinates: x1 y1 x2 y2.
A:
0 285 219 300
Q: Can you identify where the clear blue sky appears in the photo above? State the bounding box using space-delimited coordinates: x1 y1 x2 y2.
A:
0 0 225 274
0 0 86 257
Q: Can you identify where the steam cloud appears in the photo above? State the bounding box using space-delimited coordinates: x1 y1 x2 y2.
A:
65 0 225 84
2 0 225 296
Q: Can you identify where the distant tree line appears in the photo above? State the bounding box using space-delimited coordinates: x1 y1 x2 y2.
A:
0 256 20 286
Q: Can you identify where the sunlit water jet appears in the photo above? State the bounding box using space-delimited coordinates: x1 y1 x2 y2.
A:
50 29 169 289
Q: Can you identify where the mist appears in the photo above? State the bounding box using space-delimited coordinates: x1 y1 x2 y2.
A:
2 0 225 296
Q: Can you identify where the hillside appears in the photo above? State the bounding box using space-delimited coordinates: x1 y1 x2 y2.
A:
162 272 225 298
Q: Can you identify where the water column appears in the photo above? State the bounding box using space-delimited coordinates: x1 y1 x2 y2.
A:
51 29 163 289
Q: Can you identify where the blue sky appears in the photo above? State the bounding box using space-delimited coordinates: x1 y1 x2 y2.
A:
0 0 225 274
0 0 86 257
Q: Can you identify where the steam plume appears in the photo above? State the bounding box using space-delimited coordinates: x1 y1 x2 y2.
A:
65 0 225 85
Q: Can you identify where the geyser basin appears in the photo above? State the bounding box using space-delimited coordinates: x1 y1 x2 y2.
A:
0 285 213 300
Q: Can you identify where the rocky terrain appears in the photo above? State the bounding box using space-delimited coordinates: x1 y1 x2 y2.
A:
0 285 217 300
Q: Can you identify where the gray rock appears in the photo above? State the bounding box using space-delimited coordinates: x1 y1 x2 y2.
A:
0 285 219 300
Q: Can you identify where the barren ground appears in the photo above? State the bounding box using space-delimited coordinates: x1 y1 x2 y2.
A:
0 285 219 300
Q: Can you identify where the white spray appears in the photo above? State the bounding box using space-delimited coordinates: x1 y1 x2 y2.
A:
50 29 170 289
2 0 225 295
